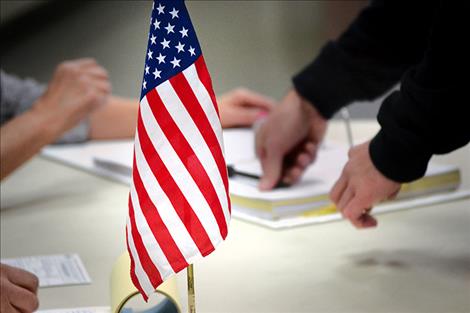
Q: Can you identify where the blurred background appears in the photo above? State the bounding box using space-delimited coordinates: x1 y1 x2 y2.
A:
1 0 379 118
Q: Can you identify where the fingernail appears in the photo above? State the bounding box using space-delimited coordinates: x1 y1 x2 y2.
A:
259 179 271 191
256 111 269 119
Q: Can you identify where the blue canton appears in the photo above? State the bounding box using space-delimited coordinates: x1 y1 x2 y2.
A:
140 0 202 100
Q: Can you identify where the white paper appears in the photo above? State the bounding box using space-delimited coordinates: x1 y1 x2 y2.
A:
1 254 91 287
230 141 348 201
41 140 134 185
36 307 110 313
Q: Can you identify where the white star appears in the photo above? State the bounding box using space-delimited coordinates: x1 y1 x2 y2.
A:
153 19 160 30
150 34 157 45
175 41 185 53
156 53 166 64
156 3 165 15
188 46 196 56
153 68 161 79
160 38 170 49
169 8 179 19
164 23 175 34
179 27 188 38
145 65 150 74
170 57 181 68
147 50 153 59
142 80 147 89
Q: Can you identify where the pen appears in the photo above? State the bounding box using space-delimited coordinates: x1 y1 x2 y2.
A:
227 165 289 189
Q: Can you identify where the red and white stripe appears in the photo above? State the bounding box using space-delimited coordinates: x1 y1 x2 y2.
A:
126 56 231 299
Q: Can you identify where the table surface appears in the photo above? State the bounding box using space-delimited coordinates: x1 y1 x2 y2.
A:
1 120 469 313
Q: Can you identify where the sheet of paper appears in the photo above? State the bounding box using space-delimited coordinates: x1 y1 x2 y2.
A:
1 254 91 287
36 307 110 313
41 140 134 185
231 141 348 201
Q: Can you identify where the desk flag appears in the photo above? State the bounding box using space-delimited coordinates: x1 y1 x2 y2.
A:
126 0 231 300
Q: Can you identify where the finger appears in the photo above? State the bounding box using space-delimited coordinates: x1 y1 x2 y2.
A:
337 185 354 213
343 196 374 229
259 146 283 191
254 128 265 158
83 66 109 79
236 88 276 110
8 283 39 313
359 213 378 228
303 141 316 155
4 303 19 313
238 107 269 126
295 151 312 168
329 172 348 204
388 187 400 200
282 165 304 185
6 266 39 293
88 78 112 94
303 141 319 164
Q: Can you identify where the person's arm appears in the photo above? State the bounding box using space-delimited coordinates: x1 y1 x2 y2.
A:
331 2 470 228
369 2 470 182
293 0 435 119
256 1 436 190
88 96 139 140
87 88 275 140
0 59 110 180
0 109 62 180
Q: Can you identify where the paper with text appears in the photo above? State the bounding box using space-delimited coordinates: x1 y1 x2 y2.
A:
1 254 91 287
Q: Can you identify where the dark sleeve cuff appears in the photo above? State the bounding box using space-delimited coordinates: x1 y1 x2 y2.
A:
292 42 353 119
369 129 432 183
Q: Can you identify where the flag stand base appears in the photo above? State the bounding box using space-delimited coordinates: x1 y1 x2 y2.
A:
187 264 196 313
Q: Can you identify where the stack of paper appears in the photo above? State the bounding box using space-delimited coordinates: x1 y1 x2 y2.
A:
230 142 461 220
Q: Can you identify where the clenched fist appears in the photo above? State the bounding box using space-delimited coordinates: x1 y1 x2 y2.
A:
31 58 111 137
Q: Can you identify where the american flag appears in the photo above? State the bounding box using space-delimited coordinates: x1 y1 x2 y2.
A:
126 0 231 300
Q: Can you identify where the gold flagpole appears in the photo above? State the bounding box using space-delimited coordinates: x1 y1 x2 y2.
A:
187 264 196 313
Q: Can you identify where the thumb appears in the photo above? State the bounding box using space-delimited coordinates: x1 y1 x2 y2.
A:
259 147 283 191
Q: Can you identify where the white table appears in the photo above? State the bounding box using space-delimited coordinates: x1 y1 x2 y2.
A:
1 121 469 313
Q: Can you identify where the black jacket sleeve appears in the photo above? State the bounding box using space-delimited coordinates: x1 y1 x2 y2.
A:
293 0 469 182
369 2 470 182
293 0 434 119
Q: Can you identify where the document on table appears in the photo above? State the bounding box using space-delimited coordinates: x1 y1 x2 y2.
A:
36 307 110 313
1 254 91 287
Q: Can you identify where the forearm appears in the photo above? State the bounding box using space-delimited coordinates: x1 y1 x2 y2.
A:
369 2 469 183
88 96 138 140
0 110 59 180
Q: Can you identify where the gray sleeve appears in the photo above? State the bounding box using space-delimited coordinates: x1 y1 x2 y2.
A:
0 70 90 144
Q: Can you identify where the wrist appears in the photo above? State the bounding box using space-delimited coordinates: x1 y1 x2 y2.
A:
29 101 65 140
293 89 327 125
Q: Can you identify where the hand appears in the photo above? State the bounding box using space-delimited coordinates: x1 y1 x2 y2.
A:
256 88 327 190
218 88 275 128
0 264 39 313
330 140 401 229
32 58 111 137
